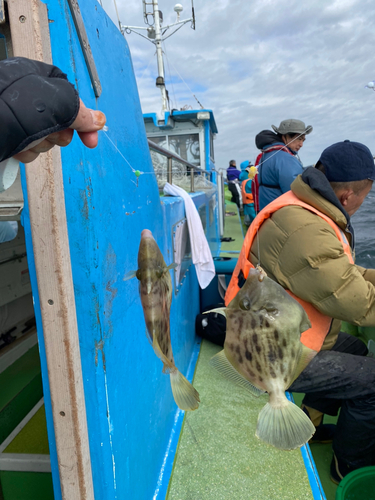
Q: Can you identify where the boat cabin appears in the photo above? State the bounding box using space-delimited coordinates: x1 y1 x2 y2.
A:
144 109 217 173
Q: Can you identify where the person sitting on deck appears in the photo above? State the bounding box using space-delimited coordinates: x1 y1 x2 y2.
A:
226 159 242 212
253 119 312 211
239 161 256 227
225 140 375 484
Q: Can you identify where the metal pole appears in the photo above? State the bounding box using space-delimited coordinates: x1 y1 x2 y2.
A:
153 0 168 112
167 156 172 184
190 167 195 192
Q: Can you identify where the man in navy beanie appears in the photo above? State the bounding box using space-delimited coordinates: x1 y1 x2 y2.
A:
229 140 375 483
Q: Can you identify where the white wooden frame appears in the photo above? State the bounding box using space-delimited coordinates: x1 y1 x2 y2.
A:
6 1 94 498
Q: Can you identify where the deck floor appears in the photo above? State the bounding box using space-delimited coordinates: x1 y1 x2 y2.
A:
167 340 314 500
219 202 244 258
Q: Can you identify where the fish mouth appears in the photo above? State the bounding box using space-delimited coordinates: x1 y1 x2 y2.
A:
249 266 267 282
141 229 154 239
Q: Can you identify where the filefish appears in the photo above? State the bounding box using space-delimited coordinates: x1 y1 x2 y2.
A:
210 267 316 450
125 229 200 411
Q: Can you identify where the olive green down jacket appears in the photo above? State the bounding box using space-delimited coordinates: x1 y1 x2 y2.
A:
249 174 375 350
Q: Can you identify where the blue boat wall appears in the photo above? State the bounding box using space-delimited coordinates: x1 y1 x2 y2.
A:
13 1 220 499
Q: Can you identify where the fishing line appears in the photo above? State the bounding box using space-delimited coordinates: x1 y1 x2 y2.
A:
102 128 145 186
166 56 204 109
101 128 204 186
252 130 307 267
255 131 306 169
162 41 178 110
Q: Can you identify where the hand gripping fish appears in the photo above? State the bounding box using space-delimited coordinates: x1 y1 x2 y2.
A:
125 229 200 411
210 267 316 450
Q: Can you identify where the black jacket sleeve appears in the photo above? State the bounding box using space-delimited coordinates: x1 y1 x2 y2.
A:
0 57 80 162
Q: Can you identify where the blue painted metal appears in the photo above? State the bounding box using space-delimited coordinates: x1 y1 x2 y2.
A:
144 110 218 134
15 1 219 499
17 3 323 499
286 392 327 500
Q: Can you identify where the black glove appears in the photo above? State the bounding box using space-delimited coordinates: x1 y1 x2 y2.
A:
0 57 80 162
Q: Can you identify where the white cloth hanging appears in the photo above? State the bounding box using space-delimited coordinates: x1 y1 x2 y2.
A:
163 183 215 289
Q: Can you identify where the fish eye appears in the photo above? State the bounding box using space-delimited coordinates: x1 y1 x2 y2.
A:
239 298 251 310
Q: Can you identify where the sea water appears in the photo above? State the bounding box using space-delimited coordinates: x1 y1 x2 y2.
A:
352 184 375 269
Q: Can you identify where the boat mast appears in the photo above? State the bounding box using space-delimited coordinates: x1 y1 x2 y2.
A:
121 0 195 116
152 0 168 112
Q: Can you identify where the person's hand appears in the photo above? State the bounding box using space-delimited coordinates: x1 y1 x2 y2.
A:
13 99 106 163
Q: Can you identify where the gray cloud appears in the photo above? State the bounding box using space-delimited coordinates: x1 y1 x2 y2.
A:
102 0 375 167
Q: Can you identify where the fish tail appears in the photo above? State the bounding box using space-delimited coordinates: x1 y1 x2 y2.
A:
169 368 200 411
256 400 315 450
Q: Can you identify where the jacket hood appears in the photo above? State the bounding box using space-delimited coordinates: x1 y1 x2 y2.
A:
291 167 355 247
255 130 280 150
240 160 250 171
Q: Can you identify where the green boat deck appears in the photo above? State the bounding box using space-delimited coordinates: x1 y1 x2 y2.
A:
0 338 43 444
0 401 53 500
167 194 320 500
167 340 315 500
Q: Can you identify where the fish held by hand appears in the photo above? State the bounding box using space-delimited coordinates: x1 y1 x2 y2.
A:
210 267 316 450
126 229 200 411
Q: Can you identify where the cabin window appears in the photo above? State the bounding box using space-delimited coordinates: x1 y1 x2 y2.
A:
168 134 200 167
149 136 167 148
210 132 215 161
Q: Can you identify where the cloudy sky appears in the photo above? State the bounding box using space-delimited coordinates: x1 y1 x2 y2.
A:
101 0 375 169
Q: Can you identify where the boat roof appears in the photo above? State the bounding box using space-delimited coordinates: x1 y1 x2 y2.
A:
143 109 218 134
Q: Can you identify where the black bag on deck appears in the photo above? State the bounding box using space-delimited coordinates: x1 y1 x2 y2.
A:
195 303 226 347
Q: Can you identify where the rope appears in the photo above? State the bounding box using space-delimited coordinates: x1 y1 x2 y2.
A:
166 56 204 109
253 130 308 266
112 0 121 30
162 41 178 110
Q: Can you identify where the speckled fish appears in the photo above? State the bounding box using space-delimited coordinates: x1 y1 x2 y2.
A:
125 229 200 411
210 267 316 450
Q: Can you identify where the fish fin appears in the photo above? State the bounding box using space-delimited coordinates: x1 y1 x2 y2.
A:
123 270 137 281
151 335 171 366
256 399 315 450
170 368 200 411
166 262 178 271
144 327 153 346
203 307 227 318
289 345 318 386
210 350 265 397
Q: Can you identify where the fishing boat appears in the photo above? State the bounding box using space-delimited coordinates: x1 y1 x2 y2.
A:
0 1 372 500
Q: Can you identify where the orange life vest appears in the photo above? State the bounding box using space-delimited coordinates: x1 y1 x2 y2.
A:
225 191 354 352
241 179 254 205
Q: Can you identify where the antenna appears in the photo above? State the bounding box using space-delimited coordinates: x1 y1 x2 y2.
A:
174 4 183 22
121 0 196 114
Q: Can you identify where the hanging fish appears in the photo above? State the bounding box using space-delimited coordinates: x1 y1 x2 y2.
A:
209 267 316 450
125 229 200 411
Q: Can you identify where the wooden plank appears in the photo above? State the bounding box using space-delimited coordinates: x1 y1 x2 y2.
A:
67 0 102 97
6 1 94 499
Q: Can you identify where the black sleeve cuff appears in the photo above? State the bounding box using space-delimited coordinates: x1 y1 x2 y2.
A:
0 57 80 162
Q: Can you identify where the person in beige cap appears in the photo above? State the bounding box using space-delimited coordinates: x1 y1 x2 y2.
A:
254 119 312 210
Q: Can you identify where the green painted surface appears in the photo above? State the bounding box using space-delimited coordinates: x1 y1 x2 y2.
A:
4 405 49 455
0 345 43 444
0 345 41 410
167 340 314 500
341 322 375 346
220 199 244 259
0 471 53 500
293 393 338 500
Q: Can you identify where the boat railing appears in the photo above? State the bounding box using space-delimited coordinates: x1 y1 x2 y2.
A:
147 139 212 193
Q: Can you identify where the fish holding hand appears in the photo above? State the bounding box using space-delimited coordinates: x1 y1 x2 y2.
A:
125 229 200 411
209 267 316 450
